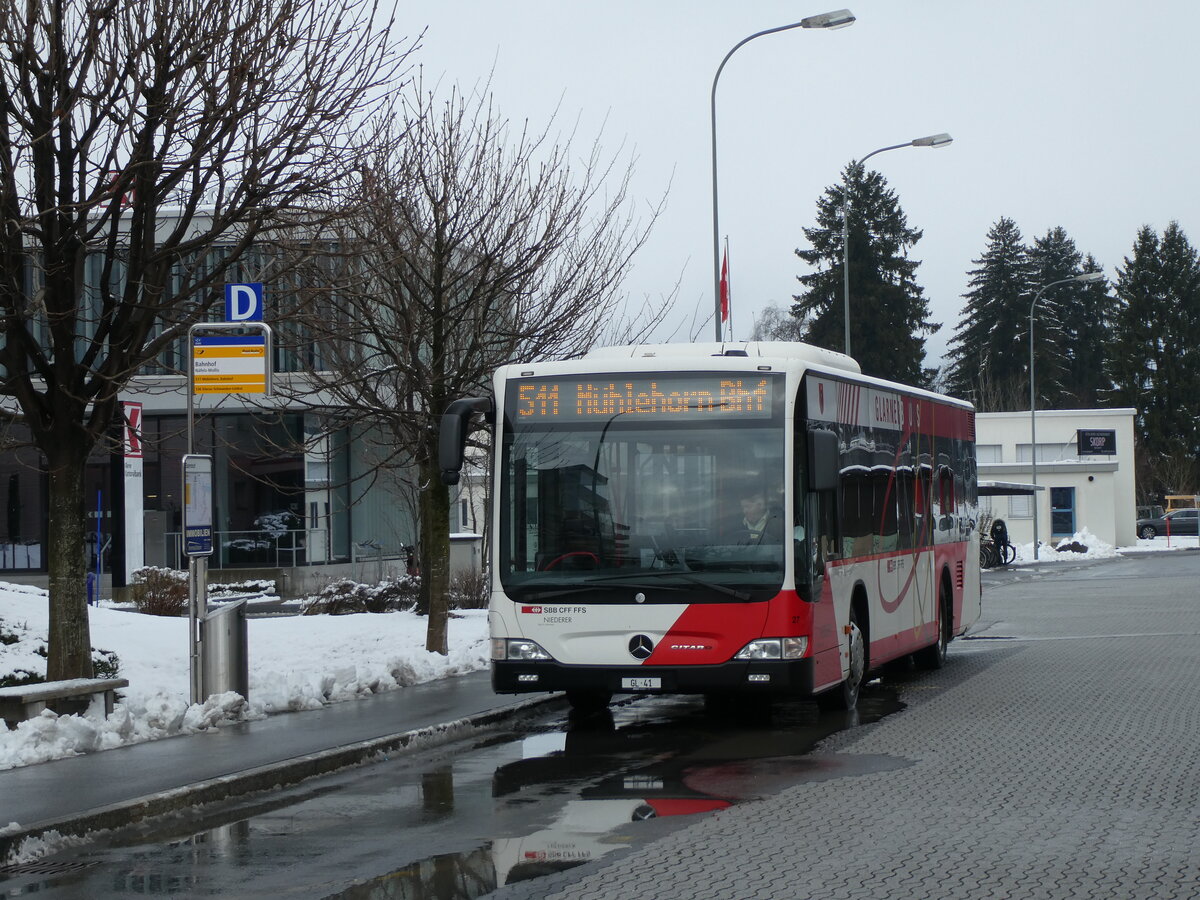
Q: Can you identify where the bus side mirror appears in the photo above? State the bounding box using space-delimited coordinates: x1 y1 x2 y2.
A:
439 397 494 485
808 429 839 493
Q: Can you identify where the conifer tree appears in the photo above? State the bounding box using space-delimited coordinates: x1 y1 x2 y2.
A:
1109 223 1200 482
1061 253 1113 407
1027 228 1111 408
1025 227 1079 407
791 164 938 385
944 218 1033 409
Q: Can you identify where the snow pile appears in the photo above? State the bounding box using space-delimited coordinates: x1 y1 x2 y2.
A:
0 583 488 771
1011 526 1118 563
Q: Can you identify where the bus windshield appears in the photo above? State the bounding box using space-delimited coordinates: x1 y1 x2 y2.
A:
499 373 786 602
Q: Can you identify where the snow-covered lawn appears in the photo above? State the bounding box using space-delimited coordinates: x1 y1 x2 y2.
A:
0 584 488 771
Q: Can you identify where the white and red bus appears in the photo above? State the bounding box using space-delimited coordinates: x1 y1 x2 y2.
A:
440 341 980 712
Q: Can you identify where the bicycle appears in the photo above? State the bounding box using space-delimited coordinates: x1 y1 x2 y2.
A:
990 518 1017 565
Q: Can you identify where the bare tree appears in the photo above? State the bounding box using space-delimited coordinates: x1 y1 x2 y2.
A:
749 302 806 342
0 0 411 679
284 77 669 653
1149 445 1198 498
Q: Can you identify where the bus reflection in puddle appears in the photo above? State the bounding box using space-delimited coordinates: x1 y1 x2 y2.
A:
486 690 907 888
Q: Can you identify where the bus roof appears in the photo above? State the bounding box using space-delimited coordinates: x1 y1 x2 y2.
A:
500 341 972 413
583 341 861 374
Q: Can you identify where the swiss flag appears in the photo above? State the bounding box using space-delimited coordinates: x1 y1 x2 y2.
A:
123 402 143 459
719 249 730 323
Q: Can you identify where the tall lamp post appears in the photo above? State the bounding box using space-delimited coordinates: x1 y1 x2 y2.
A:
842 133 952 356
1029 270 1106 559
710 9 856 342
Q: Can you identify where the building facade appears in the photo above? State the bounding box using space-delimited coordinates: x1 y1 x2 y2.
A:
975 408 1136 550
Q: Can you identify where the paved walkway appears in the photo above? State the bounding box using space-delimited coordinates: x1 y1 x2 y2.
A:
487 553 1200 899
5 552 1199 900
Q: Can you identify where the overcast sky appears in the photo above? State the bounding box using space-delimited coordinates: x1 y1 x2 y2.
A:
406 0 1199 369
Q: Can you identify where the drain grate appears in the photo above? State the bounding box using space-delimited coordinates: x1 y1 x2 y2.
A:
0 859 99 876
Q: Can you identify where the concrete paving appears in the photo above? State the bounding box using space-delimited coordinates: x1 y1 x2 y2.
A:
484 553 1200 900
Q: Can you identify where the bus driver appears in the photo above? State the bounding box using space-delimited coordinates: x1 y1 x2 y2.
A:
725 487 785 545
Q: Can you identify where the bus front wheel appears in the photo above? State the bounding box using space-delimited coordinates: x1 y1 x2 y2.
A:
818 608 865 711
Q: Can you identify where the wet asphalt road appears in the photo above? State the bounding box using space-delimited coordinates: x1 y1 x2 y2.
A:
0 686 906 898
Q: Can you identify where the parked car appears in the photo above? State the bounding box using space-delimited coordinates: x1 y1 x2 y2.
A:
1137 504 1165 520
1136 507 1200 539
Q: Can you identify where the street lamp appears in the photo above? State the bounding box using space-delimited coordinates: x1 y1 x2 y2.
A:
710 9 856 342
842 133 952 356
1029 270 1106 559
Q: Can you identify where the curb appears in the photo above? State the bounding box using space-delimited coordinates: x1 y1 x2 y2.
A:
0 693 565 864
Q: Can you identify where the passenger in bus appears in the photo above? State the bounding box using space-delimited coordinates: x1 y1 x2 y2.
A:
725 487 785 545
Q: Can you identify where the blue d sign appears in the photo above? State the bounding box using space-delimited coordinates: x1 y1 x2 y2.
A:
225 283 264 322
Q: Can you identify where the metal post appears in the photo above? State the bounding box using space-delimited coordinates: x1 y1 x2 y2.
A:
1028 272 1104 560
841 135 951 356
189 555 207 703
711 12 856 342
186 329 200 701
1030 304 1039 560
842 190 851 356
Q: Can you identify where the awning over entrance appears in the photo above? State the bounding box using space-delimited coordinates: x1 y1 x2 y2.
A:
979 480 1045 496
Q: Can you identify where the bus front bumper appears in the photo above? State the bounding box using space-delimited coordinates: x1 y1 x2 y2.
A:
492 658 815 697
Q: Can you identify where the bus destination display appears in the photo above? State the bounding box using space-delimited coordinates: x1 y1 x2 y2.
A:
510 374 777 422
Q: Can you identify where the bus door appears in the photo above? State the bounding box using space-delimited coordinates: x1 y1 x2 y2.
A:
906 449 936 640
798 426 841 685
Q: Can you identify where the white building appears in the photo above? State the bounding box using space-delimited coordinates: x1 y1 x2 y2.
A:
976 408 1137 550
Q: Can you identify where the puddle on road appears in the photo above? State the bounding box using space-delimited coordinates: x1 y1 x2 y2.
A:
0 689 905 900
326 688 907 898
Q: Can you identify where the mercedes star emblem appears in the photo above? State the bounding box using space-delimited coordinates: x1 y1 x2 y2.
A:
628 634 654 660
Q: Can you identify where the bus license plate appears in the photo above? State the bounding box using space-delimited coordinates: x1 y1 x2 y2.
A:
622 677 661 690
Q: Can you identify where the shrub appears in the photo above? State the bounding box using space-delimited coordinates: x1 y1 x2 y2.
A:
209 579 276 600
1 644 121 688
300 576 419 615
449 569 489 609
92 648 121 679
130 566 188 616
0 668 42 689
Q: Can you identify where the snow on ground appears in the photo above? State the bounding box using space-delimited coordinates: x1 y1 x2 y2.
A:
1124 534 1200 551
0 526 1193 772
0 583 488 771
1011 526 1199 562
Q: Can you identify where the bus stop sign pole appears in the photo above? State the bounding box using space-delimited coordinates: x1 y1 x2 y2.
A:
185 321 272 705
182 454 213 704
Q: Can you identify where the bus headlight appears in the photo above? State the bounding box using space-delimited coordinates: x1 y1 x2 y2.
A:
734 638 808 660
497 639 553 661
782 637 808 658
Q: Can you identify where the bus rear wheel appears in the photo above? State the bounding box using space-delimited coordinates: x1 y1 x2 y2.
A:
916 583 951 670
565 689 612 714
818 608 865 711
